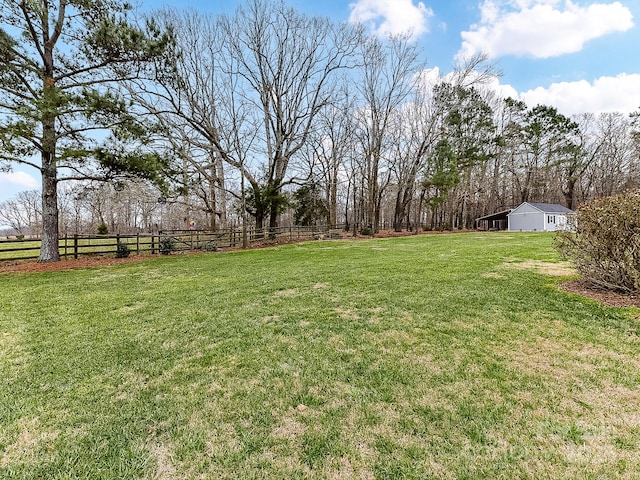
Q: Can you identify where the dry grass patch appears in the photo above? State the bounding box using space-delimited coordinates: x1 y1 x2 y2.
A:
272 412 306 440
0 331 29 377
146 441 177 480
507 337 573 380
481 272 506 279
333 307 359 321
274 288 299 297
0 417 58 468
114 301 147 314
503 260 576 277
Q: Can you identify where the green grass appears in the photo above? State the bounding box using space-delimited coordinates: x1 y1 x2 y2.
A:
1 232 639 479
0 236 157 261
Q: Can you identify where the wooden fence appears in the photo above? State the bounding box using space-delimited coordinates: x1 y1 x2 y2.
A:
0 225 346 262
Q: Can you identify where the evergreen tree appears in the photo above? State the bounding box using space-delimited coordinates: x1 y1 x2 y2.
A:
0 0 171 261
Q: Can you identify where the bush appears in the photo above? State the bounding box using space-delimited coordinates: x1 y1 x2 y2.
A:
115 242 130 258
202 241 217 252
158 237 176 255
554 191 640 293
359 226 372 236
97 222 108 235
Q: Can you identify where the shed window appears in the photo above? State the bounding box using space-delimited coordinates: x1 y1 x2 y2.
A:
547 215 556 224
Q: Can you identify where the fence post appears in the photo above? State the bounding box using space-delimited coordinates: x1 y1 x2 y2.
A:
64 235 68 260
73 234 78 259
151 234 156 255
136 233 140 255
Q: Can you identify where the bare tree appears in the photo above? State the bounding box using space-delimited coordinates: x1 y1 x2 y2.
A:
0 190 41 236
354 34 423 232
582 112 637 199
304 86 358 226
219 0 361 231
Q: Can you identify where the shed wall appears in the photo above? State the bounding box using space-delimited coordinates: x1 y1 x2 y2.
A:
508 212 545 231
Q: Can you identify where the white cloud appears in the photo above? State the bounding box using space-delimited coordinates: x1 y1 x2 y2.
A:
0 171 39 189
458 0 634 59
349 0 434 38
429 68 640 117
519 73 640 115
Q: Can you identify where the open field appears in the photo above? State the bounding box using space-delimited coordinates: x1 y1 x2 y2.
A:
1 232 639 479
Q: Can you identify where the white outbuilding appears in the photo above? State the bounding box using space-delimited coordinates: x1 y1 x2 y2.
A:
507 202 575 232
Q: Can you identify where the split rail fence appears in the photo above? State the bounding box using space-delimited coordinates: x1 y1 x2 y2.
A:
0 225 346 262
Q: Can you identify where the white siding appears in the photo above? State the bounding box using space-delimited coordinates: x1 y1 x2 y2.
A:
507 203 574 231
545 214 569 231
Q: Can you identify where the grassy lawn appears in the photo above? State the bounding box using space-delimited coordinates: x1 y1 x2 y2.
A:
0 236 156 262
1 232 639 479
0 240 41 261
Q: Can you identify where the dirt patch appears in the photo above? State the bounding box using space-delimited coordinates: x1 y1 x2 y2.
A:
561 280 640 309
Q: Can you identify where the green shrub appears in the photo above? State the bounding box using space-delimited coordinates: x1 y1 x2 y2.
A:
159 237 176 255
203 241 217 252
359 226 372 236
115 242 130 258
554 191 640 293
97 222 108 235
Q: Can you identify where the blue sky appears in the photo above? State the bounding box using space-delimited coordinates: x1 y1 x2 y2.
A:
1 0 639 203
141 0 640 113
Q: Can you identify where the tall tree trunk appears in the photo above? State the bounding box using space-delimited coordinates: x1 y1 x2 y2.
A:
269 200 279 232
329 162 338 226
215 155 227 227
564 177 576 210
393 190 404 232
209 174 217 231
39 67 60 262
39 155 59 262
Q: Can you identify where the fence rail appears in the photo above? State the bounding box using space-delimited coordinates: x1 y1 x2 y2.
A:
0 225 347 262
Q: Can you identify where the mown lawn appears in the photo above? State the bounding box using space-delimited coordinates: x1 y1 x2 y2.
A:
1 232 639 479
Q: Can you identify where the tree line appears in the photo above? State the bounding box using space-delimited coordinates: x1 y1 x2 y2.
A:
1 0 639 260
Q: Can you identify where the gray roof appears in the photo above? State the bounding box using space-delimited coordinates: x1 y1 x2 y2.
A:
528 203 575 214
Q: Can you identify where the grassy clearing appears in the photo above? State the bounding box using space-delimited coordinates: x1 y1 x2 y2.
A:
1 232 639 479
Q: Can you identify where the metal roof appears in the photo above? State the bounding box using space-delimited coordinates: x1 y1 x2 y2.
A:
475 209 512 222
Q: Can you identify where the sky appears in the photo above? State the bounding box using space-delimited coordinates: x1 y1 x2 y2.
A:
1 0 639 204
